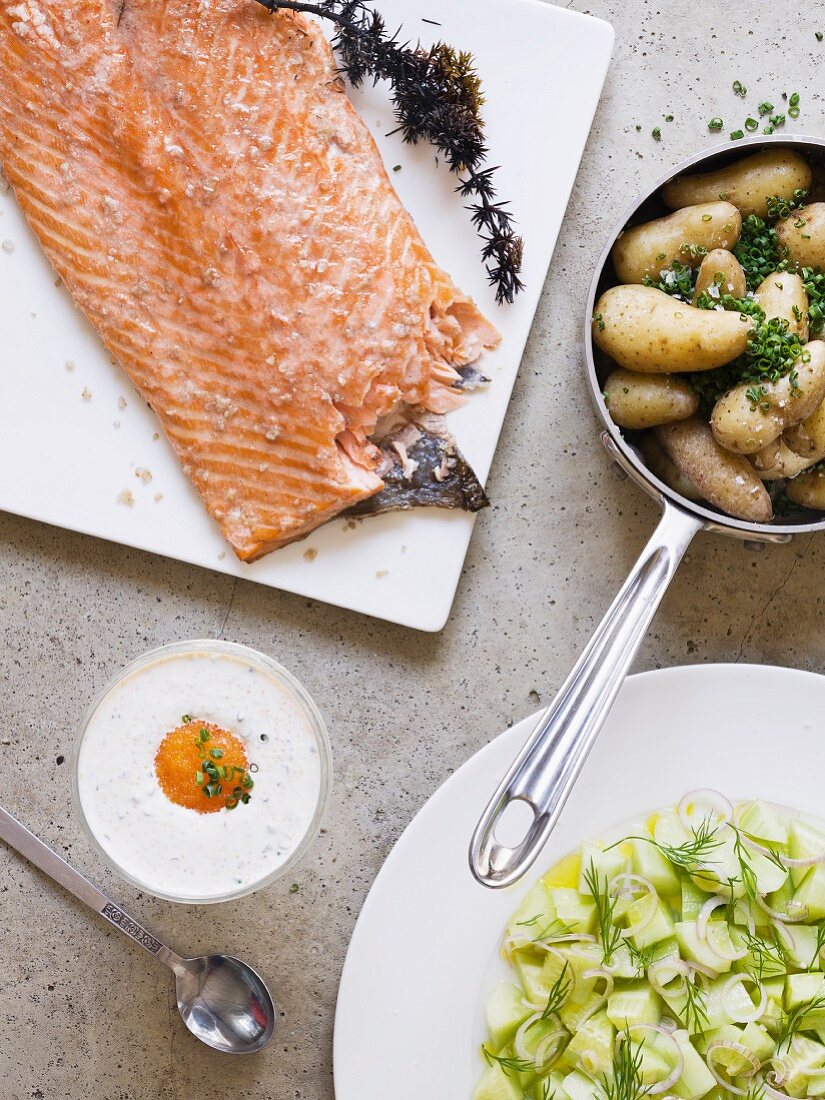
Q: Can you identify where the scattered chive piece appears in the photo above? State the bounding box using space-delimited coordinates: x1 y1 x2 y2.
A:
789 106 800 119
763 125 775 135
209 748 224 759
652 126 662 141
290 883 300 894
195 770 204 786
708 117 724 132
817 31 824 41
732 80 747 97
770 113 786 128
758 101 774 116
790 92 800 107
745 117 759 132
392 164 401 172
181 714 191 724
730 130 745 141
635 124 641 132
664 114 674 122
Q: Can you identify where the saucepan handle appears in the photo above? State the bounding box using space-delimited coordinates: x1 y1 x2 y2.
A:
469 500 703 889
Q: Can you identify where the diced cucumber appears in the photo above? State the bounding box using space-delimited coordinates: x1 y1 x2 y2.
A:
794 865 825 921
627 897 675 950
654 809 693 851
487 982 532 1051
554 942 602 1005
564 1010 614 1076
789 819 825 879
508 882 557 940
542 852 582 891
531 1071 567 1100
737 800 790 845
559 988 609 1033
805 1068 825 1098
785 924 822 971
675 920 733 974
578 844 631 895
785 972 825 1010
514 951 550 1006
740 1021 775 1063
730 927 788 980
681 878 709 921
700 1024 752 1075
670 1028 716 1100
779 1035 825 1097
606 982 661 1029
638 1046 673 1088
472 1063 523 1100
629 836 681 895
702 975 755 1030
547 888 597 935
562 1070 602 1100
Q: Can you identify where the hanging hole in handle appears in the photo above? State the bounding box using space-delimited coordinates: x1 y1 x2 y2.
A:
494 797 537 849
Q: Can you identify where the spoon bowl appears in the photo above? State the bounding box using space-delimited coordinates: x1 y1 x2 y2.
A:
175 954 276 1054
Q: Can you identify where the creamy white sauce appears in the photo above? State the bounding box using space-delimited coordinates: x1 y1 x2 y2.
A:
77 650 322 901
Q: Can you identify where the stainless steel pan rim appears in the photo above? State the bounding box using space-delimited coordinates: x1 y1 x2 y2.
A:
470 135 825 891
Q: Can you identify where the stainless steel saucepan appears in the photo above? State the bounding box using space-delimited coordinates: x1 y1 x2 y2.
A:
470 135 825 889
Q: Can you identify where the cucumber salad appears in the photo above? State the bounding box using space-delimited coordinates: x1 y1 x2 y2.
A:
474 791 825 1100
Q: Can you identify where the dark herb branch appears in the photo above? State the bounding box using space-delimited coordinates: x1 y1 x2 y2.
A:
254 0 524 303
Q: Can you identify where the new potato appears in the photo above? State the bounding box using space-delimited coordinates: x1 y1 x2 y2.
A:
611 202 742 284
603 369 698 429
787 468 825 510
750 438 817 481
755 271 809 340
593 285 753 373
637 433 702 500
656 418 773 522
692 249 747 304
784 395 825 457
662 149 813 219
776 202 825 269
711 341 825 454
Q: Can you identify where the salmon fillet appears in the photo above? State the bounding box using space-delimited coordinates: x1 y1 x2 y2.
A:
0 0 500 560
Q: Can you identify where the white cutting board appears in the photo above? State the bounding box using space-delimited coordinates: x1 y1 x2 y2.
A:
0 0 613 631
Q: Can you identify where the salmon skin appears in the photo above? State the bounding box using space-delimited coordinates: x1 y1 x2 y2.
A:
0 0 500 560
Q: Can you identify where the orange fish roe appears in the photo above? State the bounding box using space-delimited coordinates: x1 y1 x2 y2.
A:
154 720 249 813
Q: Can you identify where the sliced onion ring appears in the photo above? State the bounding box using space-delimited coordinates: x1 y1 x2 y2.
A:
697 896 727 940
622 1024 685 1096
514 1013 568 1073
705 1041 761 1096
577 968 614 1026
648 958 690 997
721 973 767 1024
679 789 733 830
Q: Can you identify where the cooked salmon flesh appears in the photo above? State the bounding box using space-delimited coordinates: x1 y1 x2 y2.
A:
0 0 500 559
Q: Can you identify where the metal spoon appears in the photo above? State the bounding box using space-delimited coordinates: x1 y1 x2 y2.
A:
0 804 275 1054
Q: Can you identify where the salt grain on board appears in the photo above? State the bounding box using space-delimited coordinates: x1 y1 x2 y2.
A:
116 489 134 506
81 387 91 400
65 359 75 371
1 239 14 253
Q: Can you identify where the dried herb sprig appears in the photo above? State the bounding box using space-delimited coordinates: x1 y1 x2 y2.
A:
254 0 524 303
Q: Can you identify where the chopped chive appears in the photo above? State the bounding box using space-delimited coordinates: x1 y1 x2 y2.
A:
730 129 745 141
652 126 662 141
732 80 747 97
758 101 774 116
195 770 204 786
770 113 786 128
745 117 759 132
181 714 192 724
664 114 674 122
209 748 224 759
817 31 823 41
790 92 800 107
789 106 800 119
763 125 775 135
708 117 724 132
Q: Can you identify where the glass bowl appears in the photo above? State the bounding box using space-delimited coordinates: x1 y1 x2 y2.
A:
72 639 332 904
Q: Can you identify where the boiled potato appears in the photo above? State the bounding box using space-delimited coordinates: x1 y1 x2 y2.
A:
593 285 753 373
603 369 698 429
711 341 825 454
656 418 772 522
787 468 825 509
662 149 813 218
750 438 818 481
612 202 742 284
637 432 702 500
784 394 825 457
692 249 747 304
755 271 809 340
776 202 825 268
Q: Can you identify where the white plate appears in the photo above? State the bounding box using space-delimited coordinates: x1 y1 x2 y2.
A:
0 0 613 631
333 663 825 1097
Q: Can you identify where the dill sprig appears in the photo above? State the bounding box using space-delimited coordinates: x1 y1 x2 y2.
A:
254 0 524 303
540 961 572 1020
626 940 657 975
739 929 788 982
681 974 710 1037
613 818 723 876
776 992 825 1052
603 1029 646 1100
481 1044 533 1077
808 922 825 971
583 859 622 966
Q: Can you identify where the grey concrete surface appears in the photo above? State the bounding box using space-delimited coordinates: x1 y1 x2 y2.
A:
1 1 824 1097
